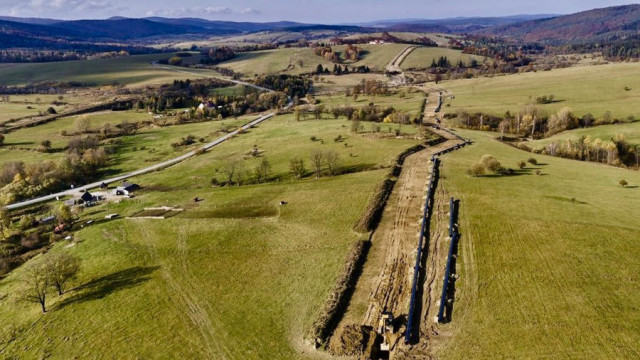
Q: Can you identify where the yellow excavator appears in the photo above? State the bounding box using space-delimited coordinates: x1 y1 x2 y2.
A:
378 312 402 357
362 312 402 359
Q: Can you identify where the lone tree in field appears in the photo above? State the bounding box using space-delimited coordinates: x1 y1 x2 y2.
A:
74 115 91 134
468 163 485 177
223 160 243 185
324 150 341 176
518 161 527 169
254 157 271 184
310 149 324 178
351 119 361 134
45 253 81 296
289 157 305 179
39 140 52 153
619 179 628 188
528 158 538 165
0 134 4 147
23 264 50 313
480 155 502 174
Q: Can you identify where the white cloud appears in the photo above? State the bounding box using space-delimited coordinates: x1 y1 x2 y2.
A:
240 8 260 15
9 0 113 16
146 6 234 17
203 7 233 15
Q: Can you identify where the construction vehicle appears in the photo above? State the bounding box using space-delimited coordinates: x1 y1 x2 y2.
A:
377 311 401 355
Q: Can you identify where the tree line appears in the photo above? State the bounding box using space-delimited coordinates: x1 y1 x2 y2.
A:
314 63 371 75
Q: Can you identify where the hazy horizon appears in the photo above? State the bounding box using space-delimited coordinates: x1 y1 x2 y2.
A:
1 0 637 23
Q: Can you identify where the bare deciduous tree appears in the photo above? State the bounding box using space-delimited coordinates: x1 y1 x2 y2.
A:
23 264 49 313
45 253 81 296
254 157 271 184
310 150 324 178
74 115 91 134
289 157 305 179
223 161 243 185
324 150 340 176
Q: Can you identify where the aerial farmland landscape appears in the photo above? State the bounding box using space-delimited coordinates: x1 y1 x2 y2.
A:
0 1 639 359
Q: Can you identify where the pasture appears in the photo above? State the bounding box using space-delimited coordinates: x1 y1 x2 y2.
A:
433 129 640 359
527 121 640 150
0 54 222 87
0 94 84 125
217 44 409 78
400 47 486 70
442 62 640 120
0 108 424 358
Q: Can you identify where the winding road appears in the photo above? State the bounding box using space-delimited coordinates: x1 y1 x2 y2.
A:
6 65 289 210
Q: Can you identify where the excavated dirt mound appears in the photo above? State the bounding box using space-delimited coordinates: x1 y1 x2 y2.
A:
328 324 375 357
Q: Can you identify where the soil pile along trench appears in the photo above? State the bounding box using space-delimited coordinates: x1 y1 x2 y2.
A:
326 87 468 359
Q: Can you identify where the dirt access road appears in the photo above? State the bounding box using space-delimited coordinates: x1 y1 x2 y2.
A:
328 90 463 358
385 46 418 87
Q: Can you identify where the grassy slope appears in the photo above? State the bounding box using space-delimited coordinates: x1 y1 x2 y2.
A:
0 113 421 358
311 73 390 95
434 129 640 359
527 121 640 150
442 62 640 119
218 44 408 78
0 95 84 124
400 47 485 70
0 111 249 174
0 90 421 174
0 173 382 359
0 54 221 87
319 91 426 119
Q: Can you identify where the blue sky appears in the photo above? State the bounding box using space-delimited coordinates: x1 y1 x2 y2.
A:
2 0 637 22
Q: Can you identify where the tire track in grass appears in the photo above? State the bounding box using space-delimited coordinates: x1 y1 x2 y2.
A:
137 224 230 360
174 225 234 359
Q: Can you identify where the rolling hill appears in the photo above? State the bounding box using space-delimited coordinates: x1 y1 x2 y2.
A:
371 14 558 33
482 4 640 43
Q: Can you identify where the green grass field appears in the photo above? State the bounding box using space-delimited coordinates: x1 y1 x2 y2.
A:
442 62 640 120
0 110 422 358
400 47 486 70
318 91 426 119
527 121 640 150
0 111 249 174
338 32 457 47
433 129 640 359
311 73 390 94
0 89 421 176
0 171 384 359
0 54 222 87
217 44 409 78
0 94 84 124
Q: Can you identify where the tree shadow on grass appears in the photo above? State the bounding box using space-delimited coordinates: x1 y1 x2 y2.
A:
6 141 35 146
57 266 159 309
340 163 378 175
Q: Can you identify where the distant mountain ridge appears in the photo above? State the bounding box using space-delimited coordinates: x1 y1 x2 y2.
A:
481 5 640 43
365 14 559 32
1 6 638 50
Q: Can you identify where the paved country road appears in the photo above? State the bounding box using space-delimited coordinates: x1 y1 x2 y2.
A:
6 65 289 210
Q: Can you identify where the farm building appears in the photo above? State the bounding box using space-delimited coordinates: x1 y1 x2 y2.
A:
116 181 140 195
80 191 101 206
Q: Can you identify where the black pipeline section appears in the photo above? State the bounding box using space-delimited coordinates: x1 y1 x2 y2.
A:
437 198 460 323
404 133 471 344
